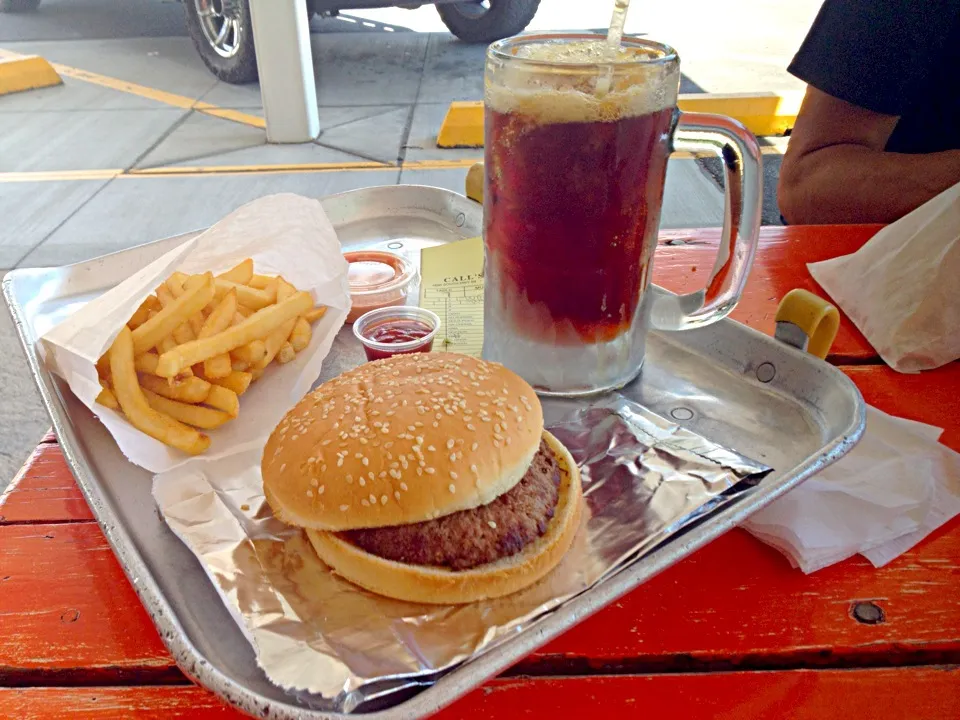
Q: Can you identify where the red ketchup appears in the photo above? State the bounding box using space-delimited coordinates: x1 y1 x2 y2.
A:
360 319 435 361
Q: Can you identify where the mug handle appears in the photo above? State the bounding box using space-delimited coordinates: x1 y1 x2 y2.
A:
649 111 763 331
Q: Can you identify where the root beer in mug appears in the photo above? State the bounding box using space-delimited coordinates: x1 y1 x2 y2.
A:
482 35 763 396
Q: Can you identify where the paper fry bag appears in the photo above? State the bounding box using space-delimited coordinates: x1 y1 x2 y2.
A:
41 193 351 473
808 182 960 373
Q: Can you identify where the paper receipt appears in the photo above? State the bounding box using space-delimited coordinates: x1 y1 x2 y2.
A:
419 236 484 357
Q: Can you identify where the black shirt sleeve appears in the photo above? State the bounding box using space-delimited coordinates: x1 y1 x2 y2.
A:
788 0 956 116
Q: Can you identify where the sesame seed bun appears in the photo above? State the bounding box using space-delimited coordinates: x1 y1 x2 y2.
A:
306 430 583 604
262 353 545 532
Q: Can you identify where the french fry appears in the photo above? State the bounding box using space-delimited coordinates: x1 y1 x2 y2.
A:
127 295 161 329
231 358 250 372
217 259 254 285
235 306 253 319
248 274 273 289
204 354 232 379
108 326 210 455
142 389 233 430
200 289 237 337
256 318 297 370
249 367 264 382
304 306 327 323
96 384 119 410
277 342 296 364
134 351 160 374
211 370 252 396
139 373 211 404
231 339 266 366
289 316 312 352
204 385 239 417
96 353 111 380
214 278 275 310
166 275 204 337
132 273 214 355
157 284 195 345
156 291 313 377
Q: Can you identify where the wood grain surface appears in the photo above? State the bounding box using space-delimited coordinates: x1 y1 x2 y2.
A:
3 667 959 720
654 225 882 363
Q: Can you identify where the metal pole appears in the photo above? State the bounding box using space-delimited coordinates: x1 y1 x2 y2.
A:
247 0 320 143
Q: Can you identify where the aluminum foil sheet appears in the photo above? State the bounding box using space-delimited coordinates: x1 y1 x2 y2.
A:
153 393 770 713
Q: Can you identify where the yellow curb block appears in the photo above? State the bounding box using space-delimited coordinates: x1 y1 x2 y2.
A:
437 91 803 148
0 55 62 97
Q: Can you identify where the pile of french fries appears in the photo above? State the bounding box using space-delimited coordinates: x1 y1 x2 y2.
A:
95 259 326 455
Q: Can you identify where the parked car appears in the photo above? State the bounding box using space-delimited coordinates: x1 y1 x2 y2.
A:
184 0 541 84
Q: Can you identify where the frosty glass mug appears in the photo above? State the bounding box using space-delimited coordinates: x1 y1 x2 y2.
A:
481 34 762 396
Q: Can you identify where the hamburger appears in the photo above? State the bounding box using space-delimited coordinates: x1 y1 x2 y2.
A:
262 352 582 604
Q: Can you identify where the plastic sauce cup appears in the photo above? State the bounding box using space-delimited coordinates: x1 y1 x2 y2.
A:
353 306 441 362
344 250 417 323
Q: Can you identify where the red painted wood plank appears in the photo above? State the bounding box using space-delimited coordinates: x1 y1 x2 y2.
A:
0 686 243 720
3 667 959 720
654 224 882 362
440 667 960 720
40 429 57 444
0 523 171 673
0 443 93 525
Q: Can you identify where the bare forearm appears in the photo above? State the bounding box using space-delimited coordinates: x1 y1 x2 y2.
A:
779 145 960 224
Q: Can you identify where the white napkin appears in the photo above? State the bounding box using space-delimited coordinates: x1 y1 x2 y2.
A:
743 406 960 573
807 181 960 373
40 193 351 474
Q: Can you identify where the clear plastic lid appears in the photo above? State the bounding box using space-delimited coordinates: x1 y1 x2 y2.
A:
343 250 417 323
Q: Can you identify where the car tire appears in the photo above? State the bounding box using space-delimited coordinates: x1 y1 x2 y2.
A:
0 0 42 12
184 0 259 85
436 0 540 44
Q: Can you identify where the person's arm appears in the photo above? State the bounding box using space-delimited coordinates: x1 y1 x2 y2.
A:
779 89 960 226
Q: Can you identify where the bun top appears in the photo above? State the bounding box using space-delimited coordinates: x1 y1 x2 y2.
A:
262 353 544 531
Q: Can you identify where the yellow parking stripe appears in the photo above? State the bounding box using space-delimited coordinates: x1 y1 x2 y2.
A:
0 47 265 129
0 149 783 184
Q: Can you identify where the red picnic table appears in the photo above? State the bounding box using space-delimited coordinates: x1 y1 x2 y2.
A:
2 224 959 719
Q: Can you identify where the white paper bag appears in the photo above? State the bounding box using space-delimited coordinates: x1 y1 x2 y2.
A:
808 181 960 373
41 193 351 474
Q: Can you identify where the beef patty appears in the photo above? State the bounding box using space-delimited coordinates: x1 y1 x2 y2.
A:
340 440 561 570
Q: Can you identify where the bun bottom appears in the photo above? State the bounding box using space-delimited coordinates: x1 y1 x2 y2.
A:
306 431 583 604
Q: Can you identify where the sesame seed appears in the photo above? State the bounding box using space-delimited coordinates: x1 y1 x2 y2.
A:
368 472 374 480
427 445 436 452
318 485 325 495
321 464 327 472
506 437 512 445
291 435 299 441
346 474 353 483
394 491 401 500
471 442 479 451
467 424 476 431
433 421 439 428
471 464 478 474
337 458 344 467
306 490 314 498
389 469 401 479
358 477 366 486
449 453 456 462
279 463 286 473
400 482 408 491
362 457 369 466
379 471 387 478
448 484 456 493
340 504 349 511
488 521 497 529
381 495 388 505
361 499 370 507
446 439 455 450
359 437 368 445
369 494 376 504
494 440 501 447
494 424 501 433
417 467 423 475
450 471 458 480
310 478 319 487
426 468 436 475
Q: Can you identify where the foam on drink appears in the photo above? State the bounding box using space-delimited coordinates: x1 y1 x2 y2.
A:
486 40 679 125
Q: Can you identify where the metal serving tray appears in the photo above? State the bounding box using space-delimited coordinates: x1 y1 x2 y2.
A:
4 185 865 719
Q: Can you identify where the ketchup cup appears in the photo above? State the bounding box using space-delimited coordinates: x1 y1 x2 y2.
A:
353 307 442 362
